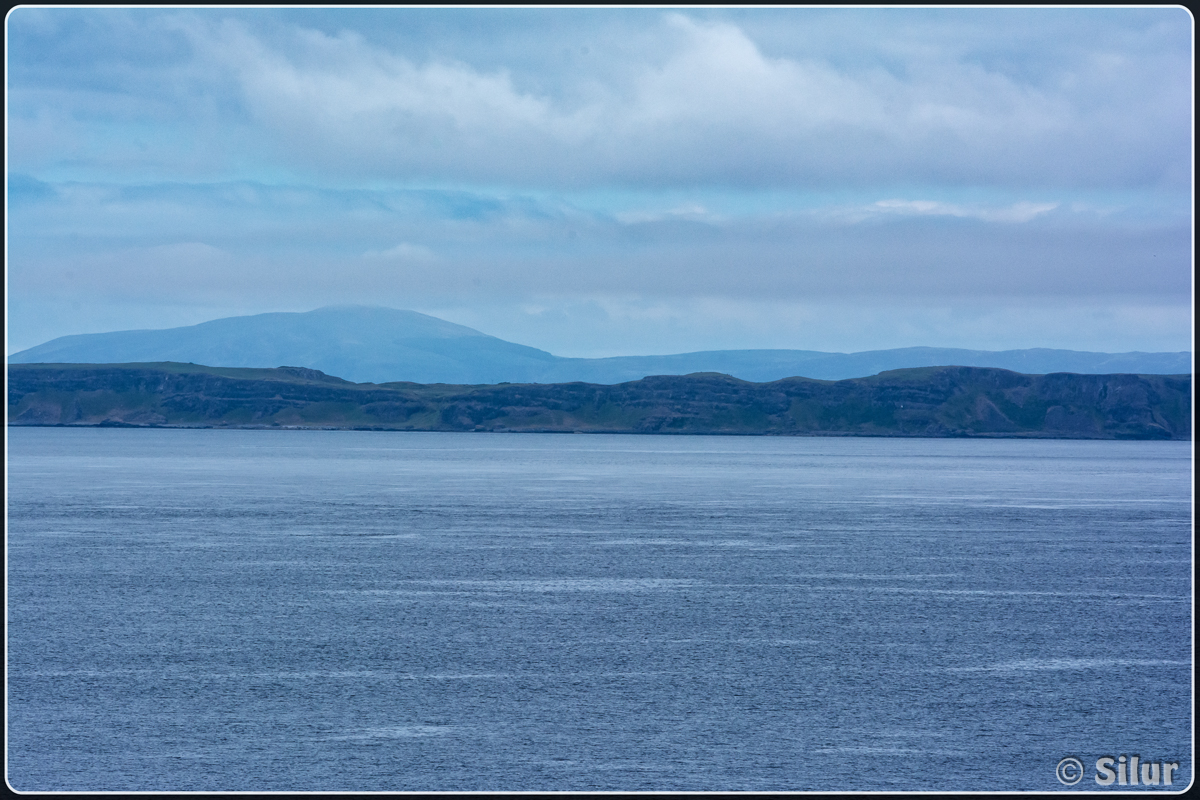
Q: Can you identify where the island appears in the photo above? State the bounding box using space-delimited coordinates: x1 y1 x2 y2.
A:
6 362 1191 439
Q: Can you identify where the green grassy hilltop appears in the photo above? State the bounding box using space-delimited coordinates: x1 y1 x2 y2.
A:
6 362 1191 439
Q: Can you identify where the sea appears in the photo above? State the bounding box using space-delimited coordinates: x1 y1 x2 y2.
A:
5 428 1193 792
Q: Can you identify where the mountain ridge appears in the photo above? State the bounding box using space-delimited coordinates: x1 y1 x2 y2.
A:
9 305 1191 384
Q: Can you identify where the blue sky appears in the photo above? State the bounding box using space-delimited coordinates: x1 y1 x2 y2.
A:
5 7 1192 357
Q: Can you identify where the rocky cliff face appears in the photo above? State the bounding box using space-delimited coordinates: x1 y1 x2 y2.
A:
7 363 1191 439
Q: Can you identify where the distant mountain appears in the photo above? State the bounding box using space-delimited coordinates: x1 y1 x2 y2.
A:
8 305 1191 384
534 347 1192 384
8 306 559 384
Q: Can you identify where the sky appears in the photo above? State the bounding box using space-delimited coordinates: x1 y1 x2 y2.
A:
4 6 1193 357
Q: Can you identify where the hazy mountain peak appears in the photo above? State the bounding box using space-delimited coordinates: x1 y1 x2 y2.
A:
8 306 1191 385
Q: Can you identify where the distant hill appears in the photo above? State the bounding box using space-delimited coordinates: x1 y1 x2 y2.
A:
7 362 1190 439
8 305 1191 384
535 346 1193 384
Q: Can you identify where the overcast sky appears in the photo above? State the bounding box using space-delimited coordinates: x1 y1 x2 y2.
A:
5 7 1192 357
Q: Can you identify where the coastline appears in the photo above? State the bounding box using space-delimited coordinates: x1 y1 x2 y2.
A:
8 362 1191 440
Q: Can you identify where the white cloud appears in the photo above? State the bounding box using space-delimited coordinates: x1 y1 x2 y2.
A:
363 243 436 262
175 17 593 178
5 9 1190 356
144 11 1188 189
143 241 230 264
614 202 716 224
868 199 1060 223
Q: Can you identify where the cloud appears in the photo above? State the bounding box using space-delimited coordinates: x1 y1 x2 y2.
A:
363 243 436 262
8 179 1188 310
9 8 1174 190
614 203 716 224
866 199 1060 223
169 16 589 183
423 294 1194 357
4 9 1191 357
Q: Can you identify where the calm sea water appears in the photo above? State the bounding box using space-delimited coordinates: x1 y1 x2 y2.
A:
6 428 1192 792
